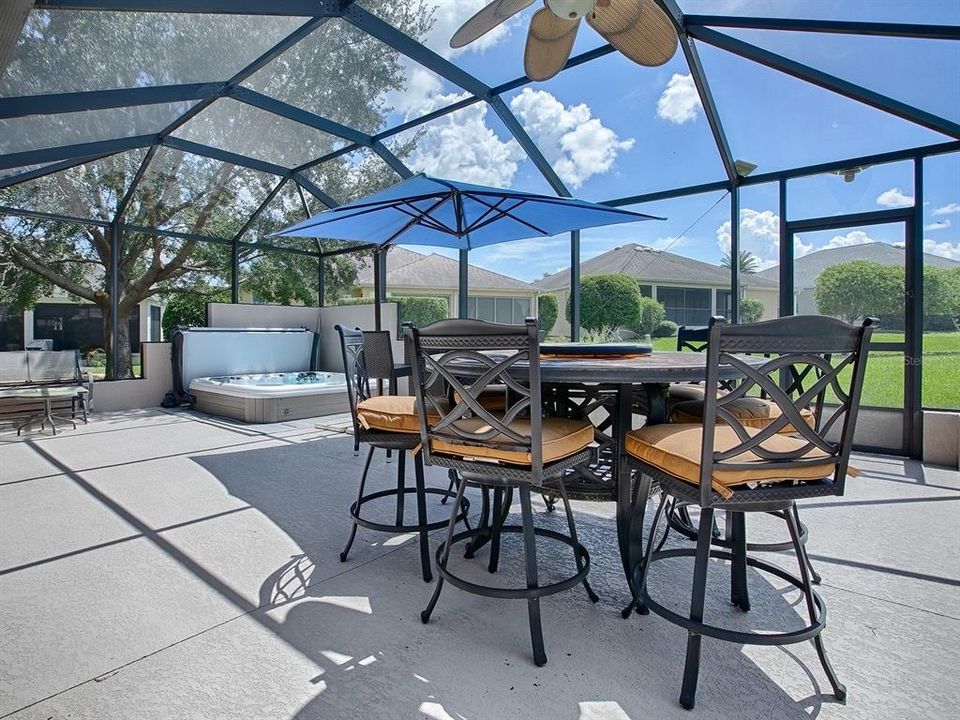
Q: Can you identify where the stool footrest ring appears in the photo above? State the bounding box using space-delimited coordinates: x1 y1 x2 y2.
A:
350 487 468 534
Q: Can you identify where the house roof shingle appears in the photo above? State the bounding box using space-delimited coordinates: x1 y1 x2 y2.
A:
537 243 777 290
757 242 960 290
355 247 535 292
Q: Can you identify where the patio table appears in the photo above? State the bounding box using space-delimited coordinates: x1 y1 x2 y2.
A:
1 385 86 435
447 347 762 602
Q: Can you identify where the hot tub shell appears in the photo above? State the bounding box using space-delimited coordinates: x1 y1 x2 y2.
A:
190 373 348 423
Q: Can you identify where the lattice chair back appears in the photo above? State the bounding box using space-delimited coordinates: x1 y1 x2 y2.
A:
677 325 710 352
361 330 396 381
335 325 371 447
408 318 544 483
697 315 876 508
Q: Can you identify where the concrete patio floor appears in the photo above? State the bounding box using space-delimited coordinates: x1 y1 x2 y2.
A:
1 409 957 720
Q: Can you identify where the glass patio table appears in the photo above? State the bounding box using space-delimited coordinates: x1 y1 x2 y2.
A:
448 345 761 603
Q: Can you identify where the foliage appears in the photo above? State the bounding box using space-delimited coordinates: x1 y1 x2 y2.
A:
334 295 449 329
630 296 667 336
651 320 678 338
537 294 559 334
566 274 642 332
395 296 448 328
0 1 429 378
721 250 761 274
161 288 230 340
814 261 904 322
815 262 960 325
739 297 765 323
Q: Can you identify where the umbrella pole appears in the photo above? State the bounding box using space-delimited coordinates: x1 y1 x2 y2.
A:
373 248 383 331
458 248 469 319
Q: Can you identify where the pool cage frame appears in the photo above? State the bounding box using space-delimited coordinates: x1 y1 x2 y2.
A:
0 0 958 458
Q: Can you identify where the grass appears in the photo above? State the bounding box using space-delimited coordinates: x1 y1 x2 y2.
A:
652 331 959 410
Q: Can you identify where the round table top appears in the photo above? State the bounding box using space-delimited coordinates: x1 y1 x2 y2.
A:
449 350 763 385
536 350 753 384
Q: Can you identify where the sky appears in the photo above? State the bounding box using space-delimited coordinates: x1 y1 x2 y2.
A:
369 0 960 283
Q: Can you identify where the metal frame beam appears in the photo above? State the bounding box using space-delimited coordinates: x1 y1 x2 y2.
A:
0 83 223 120
293 174 338 208
0 134 157 170
228 86 370 145
688 26 960 139
0 204 109 227
115 145 157 220
161 137 288 177
0 150 120 189
36 1 341 16
685 15 960 40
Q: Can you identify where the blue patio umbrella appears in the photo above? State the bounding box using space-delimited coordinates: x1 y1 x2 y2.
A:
273 173 660 250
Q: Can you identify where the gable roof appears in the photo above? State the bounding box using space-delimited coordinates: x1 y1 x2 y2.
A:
757 242 960 290
354 247 535 292
536 243 777 291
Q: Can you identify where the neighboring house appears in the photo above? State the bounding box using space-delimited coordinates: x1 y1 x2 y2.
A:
757 242 960 315
352 247 539 324
0 291 162 352
537 243 779 336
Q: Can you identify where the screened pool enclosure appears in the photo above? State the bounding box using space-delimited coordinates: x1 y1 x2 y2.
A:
0 1 958 457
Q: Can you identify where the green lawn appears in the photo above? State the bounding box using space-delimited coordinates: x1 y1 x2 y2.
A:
651 331 959 410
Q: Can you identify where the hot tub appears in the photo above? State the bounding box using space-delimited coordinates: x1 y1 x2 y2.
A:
190 371 349 423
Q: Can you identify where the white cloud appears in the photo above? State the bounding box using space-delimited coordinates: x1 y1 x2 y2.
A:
933 202 960 216
715 208 815 269
924 219 951 232
400 93 525 187
422 0 520 58
509 88 634 189
656 74 702 124
822 229 874 250
876 187 914 208
923 238 960 261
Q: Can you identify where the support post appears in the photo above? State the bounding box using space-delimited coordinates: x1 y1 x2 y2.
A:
905 157 924 458
318 254 325 307
778 179 793 317
109 221 120 377
569 230 580 341
373 248 383 331
230 240 240 304
458 248 469 319
729 185 740 323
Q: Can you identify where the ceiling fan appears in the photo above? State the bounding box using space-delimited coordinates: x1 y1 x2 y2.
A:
450 0 679 82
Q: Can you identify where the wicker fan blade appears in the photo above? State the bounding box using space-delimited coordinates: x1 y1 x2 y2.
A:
586 0 678 67
524 7 579 81
451 0 537 49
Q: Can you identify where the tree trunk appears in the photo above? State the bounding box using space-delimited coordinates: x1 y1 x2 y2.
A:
102 304 134 380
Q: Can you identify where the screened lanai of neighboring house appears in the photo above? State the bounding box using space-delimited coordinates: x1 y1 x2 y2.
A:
1 3 959 719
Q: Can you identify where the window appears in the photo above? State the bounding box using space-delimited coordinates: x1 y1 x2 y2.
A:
468 296 532 325
717 290 731 321
150 306 161 342
0 306 24 350
33 303 140 353
656 286 712 326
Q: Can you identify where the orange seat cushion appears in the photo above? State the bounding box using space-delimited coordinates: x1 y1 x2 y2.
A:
670 397 816 433
452 387 508 412
432 416 594 466
356 395 424 433
625 423 839 498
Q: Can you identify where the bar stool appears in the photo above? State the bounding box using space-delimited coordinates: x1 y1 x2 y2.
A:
409 318 598 666
335 325 468 582
625 315 875 709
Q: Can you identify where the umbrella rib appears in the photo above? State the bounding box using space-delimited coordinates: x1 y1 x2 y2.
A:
466 195 548 236
393 200 457 234
382 195 451 247
464 196 511 231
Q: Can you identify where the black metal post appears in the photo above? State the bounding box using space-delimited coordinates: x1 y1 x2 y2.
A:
109 220 120 377
778 179 793 317
458 248 469 319
570 230 580 341
729 184 740 323
905 157 924 458
230 240 239 304
318 254 325 307
373 248 383 331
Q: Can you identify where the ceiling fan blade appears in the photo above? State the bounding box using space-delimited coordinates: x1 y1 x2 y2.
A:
524 7 579 81
586 0 678 67
450 0 537 49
